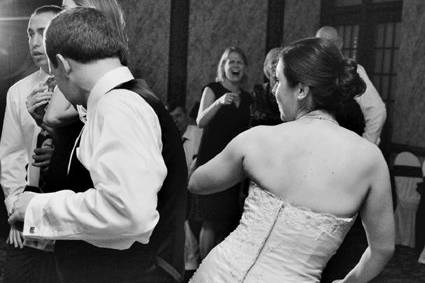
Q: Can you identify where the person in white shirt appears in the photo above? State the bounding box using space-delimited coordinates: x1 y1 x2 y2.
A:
316 26 388 283
169 104 203 281
315 26 387 145
0 5 62 283
170 105 203 169
9 7 187 283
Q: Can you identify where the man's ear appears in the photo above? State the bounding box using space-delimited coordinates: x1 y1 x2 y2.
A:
296 82 310 100
56 54 71 76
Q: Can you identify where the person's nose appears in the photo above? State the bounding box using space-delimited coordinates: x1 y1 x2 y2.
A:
272 83 278 96
30 33 43 48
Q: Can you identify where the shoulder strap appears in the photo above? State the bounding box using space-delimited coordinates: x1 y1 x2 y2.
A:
113 79 160 105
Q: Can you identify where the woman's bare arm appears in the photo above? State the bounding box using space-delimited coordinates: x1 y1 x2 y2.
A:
189 132 248 194
338 149 395 283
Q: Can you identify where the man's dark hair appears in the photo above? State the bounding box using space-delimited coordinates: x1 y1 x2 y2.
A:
45 7 127 68
32 5 63 17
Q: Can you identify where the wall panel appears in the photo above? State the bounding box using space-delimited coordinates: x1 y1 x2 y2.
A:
283 0 321 45
392 0 425 147
120 0 171 101
186 0 268 111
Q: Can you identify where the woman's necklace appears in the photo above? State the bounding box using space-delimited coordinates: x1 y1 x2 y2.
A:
297 110 339 125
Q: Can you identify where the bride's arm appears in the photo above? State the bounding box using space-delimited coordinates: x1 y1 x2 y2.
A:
43 87 79 127
338 150 395 283
188 131 248 195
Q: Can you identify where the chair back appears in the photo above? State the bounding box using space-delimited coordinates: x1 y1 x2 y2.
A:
417 160 425 263
393 151 422 247
393 152 422 206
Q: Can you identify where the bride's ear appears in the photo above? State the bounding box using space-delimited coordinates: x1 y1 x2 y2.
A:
296 82 310 101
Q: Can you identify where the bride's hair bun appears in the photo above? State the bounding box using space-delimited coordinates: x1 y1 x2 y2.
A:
281 37 367 114
336 58 366 101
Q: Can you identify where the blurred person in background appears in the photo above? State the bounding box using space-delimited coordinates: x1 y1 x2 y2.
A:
0 5 62 283
316 26 386 145
316 26 386 283
192 46 252 259
169 104 203 282
251 47 282 126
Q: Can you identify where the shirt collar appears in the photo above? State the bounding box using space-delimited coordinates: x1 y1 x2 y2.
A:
87 66 134 113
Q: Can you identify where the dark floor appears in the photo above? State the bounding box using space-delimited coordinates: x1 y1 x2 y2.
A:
0 242 424 282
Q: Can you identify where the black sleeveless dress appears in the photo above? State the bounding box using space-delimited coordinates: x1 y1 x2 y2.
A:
191 82 252 224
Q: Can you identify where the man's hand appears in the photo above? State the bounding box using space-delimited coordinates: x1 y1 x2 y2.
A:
8 192 37 225
32 138 54 170
26 86 52 126
6 226 24 249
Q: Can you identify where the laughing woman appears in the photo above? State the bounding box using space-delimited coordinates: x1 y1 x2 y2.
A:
192 46 252 259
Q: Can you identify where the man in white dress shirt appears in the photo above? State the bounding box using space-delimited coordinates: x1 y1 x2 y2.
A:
169 105 203 169
316 26 386 283
9 7 187 283
169 104 203 281
316 26 387 145
0 5 62 283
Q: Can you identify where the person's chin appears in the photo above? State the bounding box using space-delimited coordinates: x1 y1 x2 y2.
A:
33 58 48 69
227 74 242 83
280 111 290 122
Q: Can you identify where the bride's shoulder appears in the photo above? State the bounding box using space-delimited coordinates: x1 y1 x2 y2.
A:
351 136 385 167
240 124 288 141
249 122 294 134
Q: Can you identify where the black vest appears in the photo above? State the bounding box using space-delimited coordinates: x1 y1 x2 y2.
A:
56 79 187 281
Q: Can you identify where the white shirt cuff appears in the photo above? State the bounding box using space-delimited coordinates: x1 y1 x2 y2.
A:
22 193 66 239
5 194 18 215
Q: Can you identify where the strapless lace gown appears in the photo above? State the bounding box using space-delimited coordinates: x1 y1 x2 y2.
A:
190 183 356 283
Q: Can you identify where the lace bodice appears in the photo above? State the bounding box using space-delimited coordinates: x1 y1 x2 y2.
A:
190 183 356 283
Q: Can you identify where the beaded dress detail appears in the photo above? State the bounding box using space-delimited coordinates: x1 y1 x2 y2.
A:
190 183 356 283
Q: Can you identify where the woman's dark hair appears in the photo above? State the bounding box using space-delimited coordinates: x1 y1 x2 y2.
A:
280 37 366 115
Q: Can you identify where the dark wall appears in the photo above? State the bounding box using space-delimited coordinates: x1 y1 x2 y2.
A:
2 0 423 148
282 0 321 45
121 0 320 112
186 0 268 111
392 0 425 147
121 0 171 102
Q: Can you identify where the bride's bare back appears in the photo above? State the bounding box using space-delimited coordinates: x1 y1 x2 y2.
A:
243 118 383 218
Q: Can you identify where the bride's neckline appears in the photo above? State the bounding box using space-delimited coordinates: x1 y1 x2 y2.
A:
297 110 339 125
250 183 356 222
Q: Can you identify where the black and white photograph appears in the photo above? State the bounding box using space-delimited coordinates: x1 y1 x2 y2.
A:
0 0 424 282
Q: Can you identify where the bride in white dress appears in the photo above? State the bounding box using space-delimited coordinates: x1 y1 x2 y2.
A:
188 37 395 282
